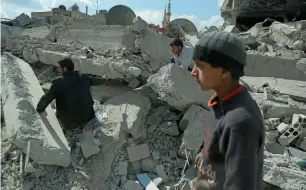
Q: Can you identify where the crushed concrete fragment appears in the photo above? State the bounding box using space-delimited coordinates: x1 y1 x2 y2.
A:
154 165 168 182
148 64 213 111
141 158 156 173
127 144 150 162
103 91 151 139
80 131 100 158
179 105 208 156
1 52 70 167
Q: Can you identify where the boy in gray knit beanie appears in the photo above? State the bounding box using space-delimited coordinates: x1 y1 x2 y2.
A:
192 31 264 190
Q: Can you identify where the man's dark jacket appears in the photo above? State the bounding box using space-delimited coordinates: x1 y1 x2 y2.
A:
36 71 125 130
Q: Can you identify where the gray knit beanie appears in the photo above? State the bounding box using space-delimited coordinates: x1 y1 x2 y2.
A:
193 31 246 78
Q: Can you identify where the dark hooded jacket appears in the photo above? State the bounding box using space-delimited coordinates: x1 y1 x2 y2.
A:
36 71 124 129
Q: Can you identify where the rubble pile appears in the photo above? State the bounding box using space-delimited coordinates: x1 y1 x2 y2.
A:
1 13 306 190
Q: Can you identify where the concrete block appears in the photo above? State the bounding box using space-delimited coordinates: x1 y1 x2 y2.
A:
277 123 290 134
266 118 281 130
224 25 240 33
102 91 151 139
80 131 100 158
278 125 301 146
244 55 306 81
118 161 128 176
127 144 150 162
179 105 209 155
148 64 213 111
288 147 306 160
1 53 70 167
122 180 143 190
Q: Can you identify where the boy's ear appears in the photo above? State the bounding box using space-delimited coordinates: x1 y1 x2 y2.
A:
221 68 231 79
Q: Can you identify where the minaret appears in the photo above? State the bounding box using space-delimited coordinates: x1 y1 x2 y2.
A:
167 0 171 24
162 5 167 28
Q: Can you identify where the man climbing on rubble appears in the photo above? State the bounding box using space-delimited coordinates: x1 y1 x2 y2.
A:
192 31 264 190
170 38 194 71
36 57 124 130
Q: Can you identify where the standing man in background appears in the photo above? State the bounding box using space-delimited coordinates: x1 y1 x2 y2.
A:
170 38 194 71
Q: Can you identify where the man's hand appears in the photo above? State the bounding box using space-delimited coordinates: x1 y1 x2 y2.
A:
195 151 203 169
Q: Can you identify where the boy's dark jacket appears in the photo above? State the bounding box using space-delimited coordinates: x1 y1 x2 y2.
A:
197 85 264 190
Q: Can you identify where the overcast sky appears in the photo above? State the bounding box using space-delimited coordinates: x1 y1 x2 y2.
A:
1 0 225 29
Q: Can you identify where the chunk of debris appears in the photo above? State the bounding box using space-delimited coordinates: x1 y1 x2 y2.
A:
148 64 213 111
127 144 150 162
80 131 100 158
1 53 70 167
102 91 151 139
179 105 208 155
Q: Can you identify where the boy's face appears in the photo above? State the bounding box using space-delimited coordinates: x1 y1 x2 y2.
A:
191 60 229 91
171 45 182 55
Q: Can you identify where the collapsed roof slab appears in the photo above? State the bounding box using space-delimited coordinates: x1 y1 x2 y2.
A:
53 25 136 50
1 52 71 167
35 49 143 79
245 54 306 81
242 76 306 103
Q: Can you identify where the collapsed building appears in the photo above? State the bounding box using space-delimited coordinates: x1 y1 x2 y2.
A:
221 0 306 31
1 2 306 190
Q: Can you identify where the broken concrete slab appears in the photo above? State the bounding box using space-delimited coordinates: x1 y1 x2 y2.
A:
250 93 306 119
132 16 173 71
269 21 299 48
1 52 70 167
179 105 209 156
81 111 127 189
22 26 50 39
80 131 100 158
53 25 136 50
127 144 150 162
148 64 213 111
244 54 306 81
264 155 306 190
35 49 143 79
102 91 151 139
242 76 306 103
